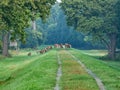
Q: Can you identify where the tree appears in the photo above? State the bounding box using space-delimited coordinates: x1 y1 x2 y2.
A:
35 3 102 49
0 0 29 56
20 27 42 48
61 0 120 59
0 0 56 56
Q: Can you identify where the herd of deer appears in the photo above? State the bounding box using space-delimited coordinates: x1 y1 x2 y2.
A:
54 43 71 48
27 43 71 56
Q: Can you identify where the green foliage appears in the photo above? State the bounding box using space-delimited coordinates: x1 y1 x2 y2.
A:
0 0 56 42
24 0 56 21
20 28 42 48
0 0 29 42
0 41 2 52
35 3 103 49
117 33 120 48
19 3 105 49
0 0 56 57
61 0 120 42
61 0 120 59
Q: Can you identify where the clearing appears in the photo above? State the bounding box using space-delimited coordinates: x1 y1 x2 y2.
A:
0 48 120 90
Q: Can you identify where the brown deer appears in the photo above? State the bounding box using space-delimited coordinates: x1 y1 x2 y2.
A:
28 52 31 56
65 43 71 48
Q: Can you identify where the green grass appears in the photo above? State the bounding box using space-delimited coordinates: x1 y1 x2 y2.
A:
69 49 120 90
103 61 120 71
80 49 120 70
80 50 108 56
0 50 58 90
59 50 99 90
0 48 120 90
0 55 5 60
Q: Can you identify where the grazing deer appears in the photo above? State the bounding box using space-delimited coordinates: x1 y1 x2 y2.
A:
54 44 60 48
28 52 31 56
39 50 43 54
65 43 71 48
60 44 64 48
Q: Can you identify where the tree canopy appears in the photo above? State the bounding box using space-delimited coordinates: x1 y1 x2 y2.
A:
61 0 120 59
0 0 56 41
0 0 56 56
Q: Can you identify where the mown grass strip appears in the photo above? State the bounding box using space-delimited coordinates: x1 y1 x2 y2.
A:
80 50 107 57
0 55 40 81
67 51 105 90
0 50 58 90
70 49 120 90
59 50 99 90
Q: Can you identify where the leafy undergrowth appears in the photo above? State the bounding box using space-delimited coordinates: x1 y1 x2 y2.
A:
58 50 99 90
0 50 58 90
69 49 120 90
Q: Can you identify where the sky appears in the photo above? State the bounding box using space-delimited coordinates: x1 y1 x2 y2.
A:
57 0 61 3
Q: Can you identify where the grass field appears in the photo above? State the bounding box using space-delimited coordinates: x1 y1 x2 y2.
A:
59 50 99 90
69 49 120 90
80 50 108 56
0 49 58 90
0 48 120 90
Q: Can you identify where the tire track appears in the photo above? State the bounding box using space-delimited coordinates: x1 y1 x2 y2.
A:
54 52 62 90
66 50 106 90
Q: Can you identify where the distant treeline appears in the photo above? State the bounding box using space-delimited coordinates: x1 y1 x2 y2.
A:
20 3 104 50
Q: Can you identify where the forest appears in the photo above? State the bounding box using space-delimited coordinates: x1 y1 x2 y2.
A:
20 3 103 50
0 0 120 59
0 0 120 90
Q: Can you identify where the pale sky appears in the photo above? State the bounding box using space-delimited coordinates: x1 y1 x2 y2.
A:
57 0 62 3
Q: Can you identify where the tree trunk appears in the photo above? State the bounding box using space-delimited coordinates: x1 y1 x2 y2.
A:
108 33 117 60
2 32 9 57
32 20 36 31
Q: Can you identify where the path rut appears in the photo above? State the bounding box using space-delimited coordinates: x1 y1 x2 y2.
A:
67 50 106 90
54 53 62 90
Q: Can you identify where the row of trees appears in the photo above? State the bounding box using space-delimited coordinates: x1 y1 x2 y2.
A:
21 3 104 49
1 0 119 60
43 3 104 49
0 0 56 56
61 0 120 59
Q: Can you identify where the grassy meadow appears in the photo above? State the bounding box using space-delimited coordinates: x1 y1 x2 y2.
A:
69 49 120 90
0 48 120 90
0 49 58 90
58 50 99 90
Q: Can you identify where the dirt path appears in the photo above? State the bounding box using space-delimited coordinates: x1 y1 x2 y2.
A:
67 50 106 90
54 53 62 90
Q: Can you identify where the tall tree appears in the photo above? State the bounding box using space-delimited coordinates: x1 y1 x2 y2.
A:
36 3 101 49
61 0 120 59
0 0 29 56
0 0 55 56
20 27 42 48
